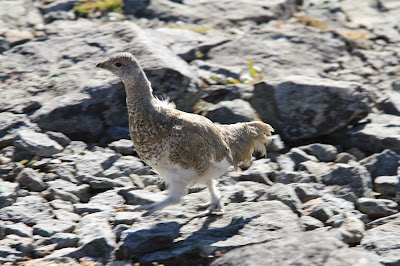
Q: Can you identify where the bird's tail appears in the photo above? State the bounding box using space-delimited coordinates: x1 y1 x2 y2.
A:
219 121 274 170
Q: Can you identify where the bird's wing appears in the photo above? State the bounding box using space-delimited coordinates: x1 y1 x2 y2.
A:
164 110 234 174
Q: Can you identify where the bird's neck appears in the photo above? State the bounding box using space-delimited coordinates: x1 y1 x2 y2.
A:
123 72 154 109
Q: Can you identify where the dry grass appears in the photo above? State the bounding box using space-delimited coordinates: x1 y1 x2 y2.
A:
295 15 328 30
165 24 214 34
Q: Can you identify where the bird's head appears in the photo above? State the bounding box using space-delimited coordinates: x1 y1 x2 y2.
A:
96 52 142 80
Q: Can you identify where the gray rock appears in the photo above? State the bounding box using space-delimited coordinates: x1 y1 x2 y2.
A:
275 170 318 184
115 221 181 260
266 134 285 152
49 188 80 204
89 189 125 208
13 129 63 157
291 183 329 203
250 76 373 140
344 114 400 154
33 219 76 237
201 99 260 124
142 0 299 26
47 179 90 203
49 199 75 212
299 216 325 231
53 209 81 223
46 131 71 147
324 248 383 266
3 222 33 238
332 214 366 246
72 212 116 262
122 189 166 206
108 139 135 155
138 201 301 263
362 215 400 265
230 159 276 185
1 21 199 142
360 149 400 179
103 156 147 178
113 212 142 226
298 161 331 177
48 232 79 249
0 112 39 148
16 168 46 192
300 143 338 162
262 183 302 213
78 174 126 190
285 148 319 170
0 181 19 208
0 195 54 226
374 176 400 196
321 164 373 197
335 152 357 164
211 231 347 266
302 194 355 223
0 234 34 260
75 149 118 177
357 198 398 219
73 203 114 215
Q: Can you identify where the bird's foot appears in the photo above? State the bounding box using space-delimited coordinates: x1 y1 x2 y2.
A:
196 198 224 217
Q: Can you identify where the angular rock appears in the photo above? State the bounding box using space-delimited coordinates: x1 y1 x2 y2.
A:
113 212 142 226
75 149 118 177
1 21 199 142
72 212 116 262
13 129 63 157
262 183 302 213
138 201 301 263
115 221 181 261
321 164 373 197
46 131 71 147
47 179 90 203
211 231 347 266
33 219 76 237
122 189 166 206
275 170 318 184
250 76 373 140
0 112 39 148
357 198 398 219
3 222 33 238
362 215 400 265
343 114 400 154
103 156 147 178
16 168 47 192
89 189 125 208
108 139 135 155
48 232 79 249
299 216 325 231
0 181 19 208
374 176 400 196
360 149 400 179
201 99 260 124
300 143 338 162
324 248 383 266
73 203 114 215
230 159 276 185
53 209 81 223
0 234 34 260
0 195 54 226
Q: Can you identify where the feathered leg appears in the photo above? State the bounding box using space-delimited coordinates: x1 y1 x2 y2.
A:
197 179 223 213
135 178 187 216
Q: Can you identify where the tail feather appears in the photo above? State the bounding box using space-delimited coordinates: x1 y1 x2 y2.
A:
219 121 274 170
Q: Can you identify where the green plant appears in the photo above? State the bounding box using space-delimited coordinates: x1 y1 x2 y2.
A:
247 59 263 83
73 0 124 17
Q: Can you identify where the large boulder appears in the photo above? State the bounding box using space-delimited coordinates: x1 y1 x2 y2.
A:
343 113 400 154
0 21 200 143
250 76 374 141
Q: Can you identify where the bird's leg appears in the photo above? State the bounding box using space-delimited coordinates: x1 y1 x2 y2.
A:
134 179 187 216
197 179 223 213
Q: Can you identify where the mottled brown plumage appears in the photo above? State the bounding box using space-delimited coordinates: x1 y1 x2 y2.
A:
96 52 274 216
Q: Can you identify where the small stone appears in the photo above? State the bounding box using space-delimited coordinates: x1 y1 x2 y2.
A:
113 212 142 226
357 198 398 219
299 216 325 231
73 203 114 215
13 129 63 157
374 176 400 196
361 149 400 179
335 152 357 163
33 219 76 237
49 199 75 212
53 209 81 223
262 183 302 213
122 189 166 206
46 131 71 147
3 222 33 238
108 139 135 155
0 181 19 208
49 233 79 249
300 143 338 162
16 168 47 192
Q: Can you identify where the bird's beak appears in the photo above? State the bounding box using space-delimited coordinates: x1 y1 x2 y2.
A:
96 62 104 68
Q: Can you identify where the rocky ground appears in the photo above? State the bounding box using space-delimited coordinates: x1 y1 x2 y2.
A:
1 0 400 265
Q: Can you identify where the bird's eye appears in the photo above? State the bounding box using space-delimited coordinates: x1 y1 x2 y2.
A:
115 62 122 67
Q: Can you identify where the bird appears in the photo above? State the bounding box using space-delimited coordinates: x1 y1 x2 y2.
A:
96 52 274 216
